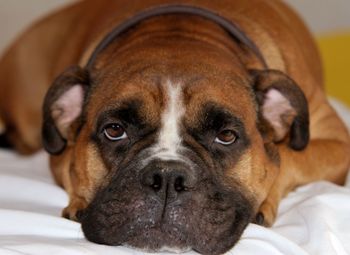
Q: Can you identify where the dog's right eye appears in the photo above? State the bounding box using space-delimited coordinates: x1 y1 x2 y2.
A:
214 129 237 145
103 123 128 141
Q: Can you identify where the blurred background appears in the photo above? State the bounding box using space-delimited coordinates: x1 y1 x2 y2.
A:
0 0 349 105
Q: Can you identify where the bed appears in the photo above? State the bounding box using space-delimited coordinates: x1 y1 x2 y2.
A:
0 99 349 255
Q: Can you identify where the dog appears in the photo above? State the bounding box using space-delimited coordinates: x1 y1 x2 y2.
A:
0 0 349 254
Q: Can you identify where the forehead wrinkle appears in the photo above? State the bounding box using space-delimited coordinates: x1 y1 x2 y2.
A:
87 72 166 123
183 78 257 127
89 91 160 130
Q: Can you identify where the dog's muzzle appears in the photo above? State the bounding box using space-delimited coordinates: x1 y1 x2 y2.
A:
80 156 253 254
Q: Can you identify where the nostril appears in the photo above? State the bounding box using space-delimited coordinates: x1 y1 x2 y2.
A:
151 173 162 191
174 176 186 192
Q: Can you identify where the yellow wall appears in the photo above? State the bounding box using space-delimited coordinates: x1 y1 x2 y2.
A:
317 33 350 106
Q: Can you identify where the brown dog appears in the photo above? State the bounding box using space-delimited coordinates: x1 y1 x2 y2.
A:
0 0 349 254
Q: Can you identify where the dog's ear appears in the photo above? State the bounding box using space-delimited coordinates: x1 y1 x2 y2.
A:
42 66 90 155
250 69 309 150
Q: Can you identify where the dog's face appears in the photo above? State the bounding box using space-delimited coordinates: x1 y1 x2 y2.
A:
42 28 308 254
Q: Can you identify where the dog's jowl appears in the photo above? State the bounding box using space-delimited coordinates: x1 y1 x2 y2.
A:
0 1 349 254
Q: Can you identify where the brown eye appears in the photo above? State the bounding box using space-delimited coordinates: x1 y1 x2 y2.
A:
103 123 127 141
215 129 237 145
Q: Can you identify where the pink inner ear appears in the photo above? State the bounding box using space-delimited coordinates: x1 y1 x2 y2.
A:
262 89 296 141
51 85 84 138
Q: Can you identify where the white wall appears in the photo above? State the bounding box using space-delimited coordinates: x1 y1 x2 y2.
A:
0 0 72 53
284 0 350 34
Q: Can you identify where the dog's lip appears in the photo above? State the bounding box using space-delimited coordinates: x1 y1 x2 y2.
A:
82 213 191 246
81 203 241 255
119 220 242 255
121 224 191 246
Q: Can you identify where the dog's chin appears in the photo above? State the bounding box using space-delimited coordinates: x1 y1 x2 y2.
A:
157 246 192 253
81 211 194 252
126 245 191 255
120 228 193 254
81 211 246 255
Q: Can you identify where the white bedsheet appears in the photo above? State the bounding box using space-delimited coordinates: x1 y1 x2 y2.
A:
1 99 350 255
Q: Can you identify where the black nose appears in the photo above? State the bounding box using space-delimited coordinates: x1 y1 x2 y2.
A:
141 161 195 202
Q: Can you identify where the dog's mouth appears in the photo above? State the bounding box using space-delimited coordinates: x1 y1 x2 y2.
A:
80 167 253 255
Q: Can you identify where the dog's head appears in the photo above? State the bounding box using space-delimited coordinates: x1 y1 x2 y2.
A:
42 16 309 254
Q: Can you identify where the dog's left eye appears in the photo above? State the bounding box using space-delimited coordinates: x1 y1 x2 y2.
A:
215 129 237 145
103 123 128 141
